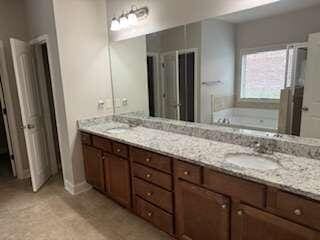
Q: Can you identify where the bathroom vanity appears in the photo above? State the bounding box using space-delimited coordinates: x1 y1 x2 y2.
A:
79 117 320 240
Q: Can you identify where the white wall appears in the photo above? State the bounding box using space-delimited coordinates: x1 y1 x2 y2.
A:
235 6 320 109
106 0 279 41
236 6 320 49
110 36 149 114
52 0 113 187
24 0 73 185
0 0 30 177
201 19 236 123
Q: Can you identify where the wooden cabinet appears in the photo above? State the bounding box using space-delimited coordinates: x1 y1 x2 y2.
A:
82 145 105 192
175 180 230 240
104 152 131 208
232 203 320 240
81 131 320 239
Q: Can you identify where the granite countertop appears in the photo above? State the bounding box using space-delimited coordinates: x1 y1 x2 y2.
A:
79 120 320 202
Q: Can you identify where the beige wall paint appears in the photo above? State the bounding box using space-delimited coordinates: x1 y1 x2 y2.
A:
53 0 113 185
106 0 279 42
201 19 236 123
235 6 320 109
110 36 149 115
0 0 30 175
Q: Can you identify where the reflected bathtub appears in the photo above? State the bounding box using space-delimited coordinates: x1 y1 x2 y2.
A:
212 108 279 132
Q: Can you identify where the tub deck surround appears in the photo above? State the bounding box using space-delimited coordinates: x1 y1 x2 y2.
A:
78 117 320 202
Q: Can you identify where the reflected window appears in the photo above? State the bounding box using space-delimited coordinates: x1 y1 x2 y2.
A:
240 48 288 100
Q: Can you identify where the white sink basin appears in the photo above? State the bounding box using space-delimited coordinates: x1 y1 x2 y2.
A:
225 153 280 170
106 128 128 134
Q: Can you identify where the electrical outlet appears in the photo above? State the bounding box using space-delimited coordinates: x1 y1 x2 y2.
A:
122 98 128 106
97 100 105 110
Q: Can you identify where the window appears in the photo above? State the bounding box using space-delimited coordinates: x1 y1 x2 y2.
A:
240 47 288 100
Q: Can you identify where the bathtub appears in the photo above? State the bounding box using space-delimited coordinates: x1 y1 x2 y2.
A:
212 108 279 132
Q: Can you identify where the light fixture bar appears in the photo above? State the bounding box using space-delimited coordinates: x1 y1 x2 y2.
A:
110 6 148 31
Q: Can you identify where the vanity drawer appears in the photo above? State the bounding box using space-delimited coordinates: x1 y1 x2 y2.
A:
134 177 173 213
174 161 202 184
81 133 92 145
203 169 266 208
112 142 128 159
133 163 173 191
130 147 172 174
135 196 174 235
267 189 320 231
92 135 112 152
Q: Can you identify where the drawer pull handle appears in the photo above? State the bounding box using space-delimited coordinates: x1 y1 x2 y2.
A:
147 192 153 196
184 171 190 176
237 210 243 216
145 158 151 162
147 212 153 217
146 174 152 178
221 204 227 209
294 209 302 216
116 149 121 153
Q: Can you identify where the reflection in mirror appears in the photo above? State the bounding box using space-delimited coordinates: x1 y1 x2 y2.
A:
110 3 320 138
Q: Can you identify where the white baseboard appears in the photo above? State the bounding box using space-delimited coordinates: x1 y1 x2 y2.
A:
64 179 92 195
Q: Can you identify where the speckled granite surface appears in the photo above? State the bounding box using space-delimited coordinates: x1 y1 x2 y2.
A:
78 118 320 202
112 113 320 160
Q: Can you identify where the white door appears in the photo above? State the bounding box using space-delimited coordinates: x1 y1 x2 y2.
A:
301 33 320 138
161 52 179 120
10 38 51 191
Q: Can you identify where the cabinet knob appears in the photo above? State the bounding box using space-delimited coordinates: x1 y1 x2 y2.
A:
145 158 151 162
221 204 227 209
146 174 152 179
116 149 121 153
147 192 153 196
237 210 243 216
102 156 105 160
294 209 302 216
184 171 189 176
147 212 153 217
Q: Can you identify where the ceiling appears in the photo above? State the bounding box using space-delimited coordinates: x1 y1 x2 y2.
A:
218 0 320 23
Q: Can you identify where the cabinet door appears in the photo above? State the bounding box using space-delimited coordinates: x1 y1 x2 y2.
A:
176 180 230 240
104 153 131 208
82 145 105 192
232 203 320 240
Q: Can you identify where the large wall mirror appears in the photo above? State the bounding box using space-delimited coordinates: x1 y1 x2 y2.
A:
109 2 320 138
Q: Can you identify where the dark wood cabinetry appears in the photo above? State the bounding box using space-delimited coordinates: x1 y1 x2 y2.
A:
81 132 320 239
82 145 105 192
104 152 131 208
232 203 320 240
175 180 230 240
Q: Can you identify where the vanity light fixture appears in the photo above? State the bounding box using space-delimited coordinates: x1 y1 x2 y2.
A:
119 13 129 29
110 17 121 31
110 6 148 31
128 8 138 25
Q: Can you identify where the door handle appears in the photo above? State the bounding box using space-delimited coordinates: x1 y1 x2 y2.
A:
27 124 35 129
21 124 35 130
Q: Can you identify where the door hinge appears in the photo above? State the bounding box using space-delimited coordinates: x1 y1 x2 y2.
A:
2 108 7 115
10 154 15 161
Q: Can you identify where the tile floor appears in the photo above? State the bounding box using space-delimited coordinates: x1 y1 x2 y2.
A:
0 175 171 240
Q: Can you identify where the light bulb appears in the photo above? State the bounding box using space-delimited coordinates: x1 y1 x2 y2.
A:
119 14 129 29
110 17 120 31
128 11 138 25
